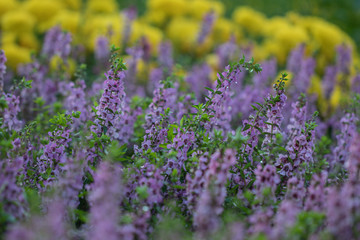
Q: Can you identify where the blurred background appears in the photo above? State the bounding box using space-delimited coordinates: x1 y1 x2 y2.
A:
119 0 360 48
1 0 359 68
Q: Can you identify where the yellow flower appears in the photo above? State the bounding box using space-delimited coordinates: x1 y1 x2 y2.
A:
212 18 241 44
24 0 64 23
2 10 35 34
131 23 163 55
40 10 80 35
2 44 32 70
330 85 342 110
86 0 118 15
0 0 18 18
18 32 39 50
147 0 188 18
232 7 267 35
50 55 76 75
142 10 167 26
83 14 123 51
187 0 224 19
62 0 82 10
299 17 354 62
166 17 199 52
205 53 219 71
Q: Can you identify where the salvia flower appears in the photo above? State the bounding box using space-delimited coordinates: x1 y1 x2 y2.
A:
254 164 280 201
0 49 6 92
6 200 69 240
87 161 123 240
197 10 216 45
331 113 358 168
42 26 72 60
158 41 174 74
0 157 26 219
3 93 22 131
193 149 236 238
304 171 328 211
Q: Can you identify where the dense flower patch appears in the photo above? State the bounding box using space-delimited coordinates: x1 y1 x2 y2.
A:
1 18 360 238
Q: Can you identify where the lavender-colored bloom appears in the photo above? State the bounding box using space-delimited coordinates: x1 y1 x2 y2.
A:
322 66 338 99
42 26 72 60
248 208 273 237
346 132 360 177
242 115 266 162
3 93 23 131
285 176 306 206
6 200 69 240
193 149 236 239
287 44 305 74
64 80 89 127
186 152 209 211
137 84 178 153
37 127 72 189
287 44 315 95
325 186 353 239
87 161 123 240
217 37 238 69
137 163 164 206
54 148 85 209
253 58 277 87
93 69 126 135
331 113 358 168
304 171 328 211
254 164 280 200
95 36 110 69
336 44 352 75
271 200 300 239
205 65 244 134
287 98 307 141
185 64 212 99
158 41 173 74
122 7 137 47
295 57 316 94
148 67 163 93
124 45 143 97
262 89 287 148
0 157 26 219
197 10 216 45
351 74 360 94
0 49 6 92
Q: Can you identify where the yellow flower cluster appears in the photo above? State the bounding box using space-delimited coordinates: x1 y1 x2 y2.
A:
0 0 358 76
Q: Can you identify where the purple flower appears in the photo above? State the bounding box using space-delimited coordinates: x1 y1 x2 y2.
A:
42 26 72 60
87 161 124 240
322 66 338 99
6 200 69 240
271 200 300 239
351 74 360 94
336 44 352 75
64 80 89 127
331 113 358 168
193 149 236 238
122 7 137 47
0 49 6 92
95 36 110 69
346 132 360 177
0 157 26 219
197 10 216 45
254 164 280 200
3 93 23 131
158 41 173 74
304 171 328 211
